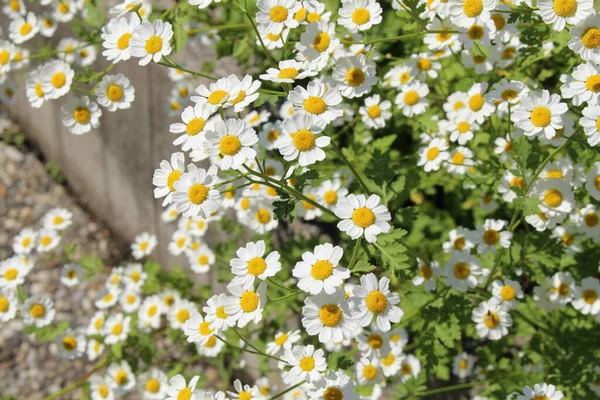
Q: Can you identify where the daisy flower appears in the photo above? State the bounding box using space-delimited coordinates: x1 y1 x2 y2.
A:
89 376 114 400
56 330 86 360
192 75 240 110
569 13 600 62
0 289 18 322
383 64 414 89
107 361 136 394
288 81 343 123
395 81 430 117
472 299 512 340
516 383 564 400
188 244 215 273
245 202 279 234
43 208 72 230
258 25 290 49
101 15 140 63
26 67 46 108
224 281 267 328
61 96 102 135
530 179 574 217
0 256 32 289
452 352 475 379
317 179 348 210
168 299 198 329
359 94 392 129
561 62 600 106
227 380 260 400
446 147 474 175
259 120 284 150
418 138 450 172
131 232 157 260
153 152 187 206
352 273 403 331
412 258 440 292
470 219 512 254
12 228 36 254
230 240 281 286
356 328 392 358
577 204 600 241
172 165 220 218
229 75 262 112
586 162 600 200
22 295 55 327
302 288 358 343
283 344 327 383
487 79 529 113
580 105 600 146
448 0 498 28
278 114 329 166
60 263 83 287
443 227 475 253
129 19 173 66
266 329 301 355
572 277 600 315
449 116 478 145
138 295 162 330
9 12 39 44
297 21 340 68
95 74 135 111
356 357 382 385
444 252 483 292
104 313 131 344
338 0 383 32
256 0 301 34
203 118 258 170
511 90 568 139
260 59 316 83
293 243 350 295
538 0 593 31
459 83 494 123
408 52 441 79
138 369 168 400
333 55 377 98
335 194 391 243
170 104 214 151
547 271 576 306
308 371 358 400
40 60 73 99
183 311 215 345
491 279 524 309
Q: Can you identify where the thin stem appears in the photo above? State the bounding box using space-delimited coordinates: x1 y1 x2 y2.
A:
513 309 553 336
393 287 448 328
232 328 288 363
187 23 252 33
267 277 302 293
270 291 303 303
329 141 369 193
43 356 109 400
215 334 287 363
415 380 487 397
269 381 306 400
159 57 218 81
244 0 278 68
348 238 362 271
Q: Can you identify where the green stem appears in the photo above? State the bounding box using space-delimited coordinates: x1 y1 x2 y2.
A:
215 334 287 363
269 381 306 400
43 356 109 400
512 309 553 336
348 238 362 271
270 291 303 303
267 278 302 293
159 57 218 81
415 380 487 397
187 23 252 33
329 141 369 193
244 0 278 68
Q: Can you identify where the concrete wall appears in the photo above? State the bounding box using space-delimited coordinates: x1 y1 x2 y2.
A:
7 40 240 267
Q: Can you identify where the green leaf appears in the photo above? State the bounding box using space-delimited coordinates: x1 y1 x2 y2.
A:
351 258 376 275
372 229 410 276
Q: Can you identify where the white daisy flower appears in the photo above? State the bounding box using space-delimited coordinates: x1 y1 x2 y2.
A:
293 243 349 295
138 295 162 331
470 219 512 254
56 330 86 360
538 0 593 31
448 116 478 145
25 67 46 108
577 203 600 241
516 383 564 400
183 311 215 345
472 299 512 340
12 228 36 254
288 81 343 123
95 73 135 111
442 227 475 253
171 104 214 152
395 81 430 117
335 194 391 243
40 60 73 99
412 258 440 292
258 25 290 49
283 344 327 383
101 15 140 63
308 371 357 400
229 75 262 112
338 0 383 32
230 240 281 286
266 329 301 355
569 13 600 62
278 114 329 166
192 75 240 110
153 152 187 207
352 273 403 331
227 380 260 400
138 369 168 400
511 90 568 139
22 295 55 327
572 277 600 315
580 105 600 146
61 96 102 135
203 293 235 333
446 147 474 175
333 55 377 98
491 279 523 309
448 0 498 28
165 375 201 400
452 352 475 379
167 299 198 329
36 229 60 253
203 118 258 171
172 165 221 218
131 232 157 260
256 0 301 34
317 179 348 210
260 59 316 83
188 244 215 273
104 313 131 344
0 289 18 322
444 252 482 292
296 21 340 69
245 202 279 234
195 334 224 358
89 375 114 400
9 12 38 44
129 19 173 66
487 79 529 113
586 161 600 200
259 120 284 150
60 263 83 287
356 357 382 385
107 361 136 394
359 94 392 129
530 178 574 217
120 289 142 313
52 0 77 22
302 288 358 343
43 208 72 231
224 281 267 328
39 13 58 38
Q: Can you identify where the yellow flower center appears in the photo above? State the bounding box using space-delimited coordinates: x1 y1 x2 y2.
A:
104 85 123 102
366 290 388 314
208 89 228 105
313 32 331 52
177 387 192 400
352 8 371 25
368 333 383 349
19 23 32 36
216 306 228 319
51 72 67 89
307 12 320 22
532 397 549 400
302 195 317 210
115 370 128 385
585 75 600 92
275 333 289 346
553 0 577 17
319 303 343 326
256 208 271 224
299 356 315 371
311 260 334 280
452 152 466 165
363 365 378 380
491 14 506 30
531 106 552 127
401 363 413 375
404 90 420 106
176 309 190 323
501 89 518 101
482 229 499 245
457 121 471 133
147 305 158 317
269 5 288 22
583 289 598 304
184 118 205 136
303 96 327 115
4 268 18 281
509 176 526 189
381 353 395 366
73 106 91 124
293 129 316 151
9 0 19 11
454 237 466 250
417 58 432 71
345 67 365 87
420 265 433 279
453 262 470 279
117 33 133 50
323 190 338 205
459 359 469 370
30 304 46 318
146 379 160 393
367 104 381 118
500 285 516 301
187 183 210 205
294 7 307 21
111 323 123 335
240 291 259 312
585 212 599 227
198 321 213 336
62 336 78 350
238 391 252 400
467 25 484 40
230 90 247 105
58 2 70 13
267 33 281 41
247 257 267 276
219 135 242 156
323 387 343 400
581 27 600 49
352 207 375 228
543 189 563 208
278 68 299 79
463 0 483 18
145 36 163 54
483 311 500 328
98 385 109 398
426 146 440 161
165 170 181 192
0 297 9 312
469 94 484 111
